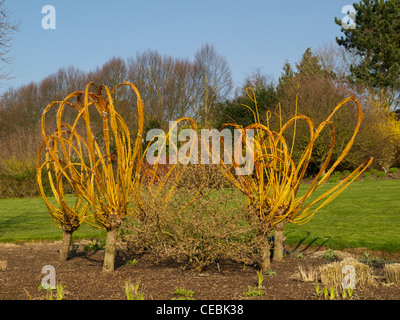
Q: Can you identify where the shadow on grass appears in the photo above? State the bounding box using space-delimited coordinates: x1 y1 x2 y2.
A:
285 230 332 254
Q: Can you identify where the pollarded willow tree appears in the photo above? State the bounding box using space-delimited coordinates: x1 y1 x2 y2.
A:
37 88 95 262
37 81 145 271
213 88 373 273
37 131 90 262
37 81 201 272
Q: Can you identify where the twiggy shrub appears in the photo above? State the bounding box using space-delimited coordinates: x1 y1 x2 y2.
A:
121 165 257 272
0 173 39 198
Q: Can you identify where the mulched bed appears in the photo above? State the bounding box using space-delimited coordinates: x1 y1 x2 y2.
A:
0 241 399 301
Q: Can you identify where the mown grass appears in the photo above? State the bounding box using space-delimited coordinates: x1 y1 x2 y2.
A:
285 179 400 252
0 196 104 242
0 180 399 252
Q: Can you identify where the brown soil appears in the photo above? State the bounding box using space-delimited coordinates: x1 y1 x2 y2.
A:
0 240 399 301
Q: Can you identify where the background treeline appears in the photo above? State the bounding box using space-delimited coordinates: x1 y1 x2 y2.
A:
0 42 399 198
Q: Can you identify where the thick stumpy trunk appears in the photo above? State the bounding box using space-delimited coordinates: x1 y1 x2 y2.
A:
60 230 73 262
103 227 119 272
259 236 271 274
272 221 286 262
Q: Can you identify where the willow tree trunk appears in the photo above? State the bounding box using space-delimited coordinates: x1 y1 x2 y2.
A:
272 221 286 262
103 227 118 272
60 230 73 262
259 235 271 274
103 214 122 272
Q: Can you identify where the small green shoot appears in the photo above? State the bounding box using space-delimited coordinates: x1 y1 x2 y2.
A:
294 251 304 259
323 286 329 300
320 249 341 261
38 283 65 300
256 270 264 288
315 280 321 297
125 259 138 266
330 287 335 300
83 238 105 253
266 269 277 276
125 280 145 300
243 286 265 297
172 287 195 300
341 287 347 299
347 286 354 298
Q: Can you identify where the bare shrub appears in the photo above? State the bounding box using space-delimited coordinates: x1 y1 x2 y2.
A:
0 127 44 198
0 128 41 176
0 175 38 198
121 165 257 272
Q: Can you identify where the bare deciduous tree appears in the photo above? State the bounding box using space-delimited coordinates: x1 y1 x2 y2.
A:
194 43 233 126
0 0 20 84
168 58 199 120
127 50 174 127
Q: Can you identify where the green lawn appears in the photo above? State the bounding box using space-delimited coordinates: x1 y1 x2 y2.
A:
0 196 104 242
0 180 399 252
285 179 400 252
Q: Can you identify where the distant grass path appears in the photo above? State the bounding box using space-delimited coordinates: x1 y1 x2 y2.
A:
0 180 399 252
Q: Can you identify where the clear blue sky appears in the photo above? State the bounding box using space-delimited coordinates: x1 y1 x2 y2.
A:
3 0 352 93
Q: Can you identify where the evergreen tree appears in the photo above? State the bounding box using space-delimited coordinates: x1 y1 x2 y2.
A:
215 76 278 130
335 0 400 110
278 60 295 89
295 48 323 76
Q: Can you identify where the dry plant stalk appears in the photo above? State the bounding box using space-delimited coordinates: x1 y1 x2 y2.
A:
294 265 318 282
212 87 373 273
319 257 377 290
0 260 7 271
384 263 400 285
